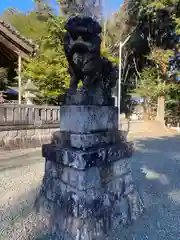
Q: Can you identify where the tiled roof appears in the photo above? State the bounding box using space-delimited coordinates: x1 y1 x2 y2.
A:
0 19 36 48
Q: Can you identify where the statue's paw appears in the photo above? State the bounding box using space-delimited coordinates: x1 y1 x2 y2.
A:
79 85 88 92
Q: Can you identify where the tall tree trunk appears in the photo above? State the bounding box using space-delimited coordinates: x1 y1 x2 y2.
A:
143 99 149 120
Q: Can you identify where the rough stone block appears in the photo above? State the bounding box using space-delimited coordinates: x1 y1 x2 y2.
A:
61 166 101 190
60 105 118 133
36 172 144 238
41 176 103 207
50 129 126 149
42 141 133 170
100 159 131 183
51 131 70 147
36 195 132 240
124 172 135 196
44 160 61 178
106 177 124 197
114 197 130 225
45 160 101 190
39 159 142 220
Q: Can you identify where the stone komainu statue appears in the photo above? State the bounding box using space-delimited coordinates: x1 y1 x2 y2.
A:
63 16 117 96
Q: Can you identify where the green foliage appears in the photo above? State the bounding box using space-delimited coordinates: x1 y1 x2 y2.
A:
165 83 180 118
1 8 48 42
23 15 69 104
105 0 180 116
148 0 179 9
135 67 172 100
147 48 173 70
33 0 54 20
101 48 119 65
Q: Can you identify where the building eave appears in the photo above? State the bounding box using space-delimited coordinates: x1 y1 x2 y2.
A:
0 19 37 60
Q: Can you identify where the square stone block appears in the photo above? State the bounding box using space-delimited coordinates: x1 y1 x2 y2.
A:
70 130 122 149
50 130 126 149
60 105 118 133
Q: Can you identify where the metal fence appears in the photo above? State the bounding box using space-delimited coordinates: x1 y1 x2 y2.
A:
0 104 60 129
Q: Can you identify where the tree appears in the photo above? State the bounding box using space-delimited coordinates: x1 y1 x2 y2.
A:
23 15 70 105
104 1 145 115
106 0 180 117
33 0 53 20
58 0 102 19
135 66 174 119
1 8 48 42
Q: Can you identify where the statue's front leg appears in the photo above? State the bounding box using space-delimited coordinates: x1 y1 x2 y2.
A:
69 76 78 90
68 67 78 91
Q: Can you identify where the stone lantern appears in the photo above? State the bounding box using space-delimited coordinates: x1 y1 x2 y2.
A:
23 79 38 105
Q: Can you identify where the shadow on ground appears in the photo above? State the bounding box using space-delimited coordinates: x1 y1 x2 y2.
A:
113 134 180 240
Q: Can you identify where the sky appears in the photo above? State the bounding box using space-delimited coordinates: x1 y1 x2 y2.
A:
0 0 122 16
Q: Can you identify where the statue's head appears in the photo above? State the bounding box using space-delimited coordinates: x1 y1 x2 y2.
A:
64 16 102 74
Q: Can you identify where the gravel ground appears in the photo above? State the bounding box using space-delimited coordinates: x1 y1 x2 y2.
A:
0 148 44 240
0 122 180 239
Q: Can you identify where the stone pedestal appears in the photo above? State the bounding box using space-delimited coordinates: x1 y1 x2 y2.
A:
35 92 144 239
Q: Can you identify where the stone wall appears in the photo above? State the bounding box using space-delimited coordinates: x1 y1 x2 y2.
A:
0 104 60 150
0 126 59 150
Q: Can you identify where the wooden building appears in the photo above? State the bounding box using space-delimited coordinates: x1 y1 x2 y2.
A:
0 20 36 103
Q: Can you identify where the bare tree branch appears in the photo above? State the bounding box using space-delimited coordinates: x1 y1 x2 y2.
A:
133 57 140 76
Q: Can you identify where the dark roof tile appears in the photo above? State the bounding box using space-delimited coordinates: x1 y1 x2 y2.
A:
0 19 36 48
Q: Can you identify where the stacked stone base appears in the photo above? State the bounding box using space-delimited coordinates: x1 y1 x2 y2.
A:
35 102 144 239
